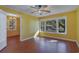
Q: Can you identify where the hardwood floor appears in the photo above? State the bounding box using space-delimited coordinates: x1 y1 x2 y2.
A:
0 36 79 53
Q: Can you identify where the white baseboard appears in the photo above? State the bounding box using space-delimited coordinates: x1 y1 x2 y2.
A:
52 37 79 48
42 35 79 48
42 35 76 42
0 40 7 51
20 36 33 41
76 41 79 48
34 30 39 38
20 33 79 48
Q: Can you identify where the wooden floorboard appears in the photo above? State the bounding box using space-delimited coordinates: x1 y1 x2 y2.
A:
0 36 79 53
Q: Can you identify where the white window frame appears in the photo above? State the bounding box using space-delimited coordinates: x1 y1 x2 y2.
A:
40 16 67 34
57 16 67 34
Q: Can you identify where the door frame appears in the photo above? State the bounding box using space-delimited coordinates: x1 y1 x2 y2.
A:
6 13 22 41
0 9 22 51
0 9 7 51
20 16 22 41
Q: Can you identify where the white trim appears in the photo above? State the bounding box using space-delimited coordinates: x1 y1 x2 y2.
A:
56 19 58 33
76 41 79 48
44 21 46 32
0 9 7 15
20 37 33 42
40 35 76 42
0 11 7 51
40 16 67 34
0 40 7 51
40 35 79 48
20 16 22 41
0 9 19 16
34 30 40 38
6 13 19 16
6 12 22 41
47 36 76 42
57 16 67 34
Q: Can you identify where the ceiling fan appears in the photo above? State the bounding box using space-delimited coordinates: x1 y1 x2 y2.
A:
30 5 51 15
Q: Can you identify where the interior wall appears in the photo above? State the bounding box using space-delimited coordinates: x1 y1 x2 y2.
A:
0 10 7 50
76 8 79 43
0 6 38 40
39 11 77 40
0 5 78 42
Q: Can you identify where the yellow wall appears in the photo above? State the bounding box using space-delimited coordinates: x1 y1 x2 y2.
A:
76 8 79 43
0 5 79 42
0 6 38 40
39 11 77 40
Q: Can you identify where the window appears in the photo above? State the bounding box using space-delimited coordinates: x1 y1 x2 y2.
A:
8 16 17 31
40 21 45 31
40 16 67 34
58 19 66 33
46 20 57 32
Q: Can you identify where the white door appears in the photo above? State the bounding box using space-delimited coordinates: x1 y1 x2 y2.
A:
0 12 7 51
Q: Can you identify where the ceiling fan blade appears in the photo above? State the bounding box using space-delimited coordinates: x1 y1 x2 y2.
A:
31 10 38 13
30 5 50 14
40 10 50 13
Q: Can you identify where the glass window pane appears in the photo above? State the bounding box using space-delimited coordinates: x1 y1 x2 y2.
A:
46 20 57 32
58 19 65 33
40 21 45 31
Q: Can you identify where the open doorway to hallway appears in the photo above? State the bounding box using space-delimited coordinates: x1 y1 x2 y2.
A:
7 16 20 38
6 15 21 49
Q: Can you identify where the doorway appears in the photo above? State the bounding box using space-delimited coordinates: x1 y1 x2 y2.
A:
0 10 22 51
7 15 20 38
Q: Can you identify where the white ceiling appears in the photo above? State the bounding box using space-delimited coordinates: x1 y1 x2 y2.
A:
4 5 79 17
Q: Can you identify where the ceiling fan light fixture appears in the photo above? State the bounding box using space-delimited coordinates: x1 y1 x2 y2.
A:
30 5 50 15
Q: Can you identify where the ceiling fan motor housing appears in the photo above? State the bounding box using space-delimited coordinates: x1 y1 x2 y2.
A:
33 5 47 9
